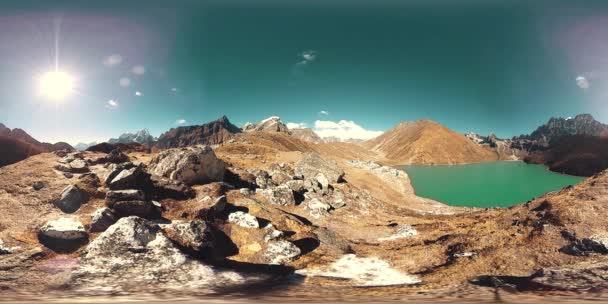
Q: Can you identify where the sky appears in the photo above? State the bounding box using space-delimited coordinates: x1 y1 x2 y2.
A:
1 0 608 144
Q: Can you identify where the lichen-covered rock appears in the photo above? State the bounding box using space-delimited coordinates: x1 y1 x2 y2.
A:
90 208 117 232
228 211 259 228
306 198 332 219
162 220 215 257
257 185 296 206
72 216 256 293
148 145 225 186
264 239 301 265
54 185 87 213
295 153 344 184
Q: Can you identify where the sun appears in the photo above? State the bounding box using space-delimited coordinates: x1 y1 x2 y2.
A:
39 70 74 100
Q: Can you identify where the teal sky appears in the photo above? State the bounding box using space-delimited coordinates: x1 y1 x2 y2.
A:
1 0 607 144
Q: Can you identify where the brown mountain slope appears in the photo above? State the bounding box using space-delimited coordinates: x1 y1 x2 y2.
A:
524 134 608 176
363 120 498 165
155 116 241 149
0 123 74 167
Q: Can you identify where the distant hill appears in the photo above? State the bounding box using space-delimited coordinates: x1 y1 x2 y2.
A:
290 128 324 144
516 114 608 146
0 123 74 167
243 116 289 133
109 129 155 146
74 142 98 151
362 119 497 165
155 116 241 148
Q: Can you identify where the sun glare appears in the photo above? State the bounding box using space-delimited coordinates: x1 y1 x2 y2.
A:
39 70 74 100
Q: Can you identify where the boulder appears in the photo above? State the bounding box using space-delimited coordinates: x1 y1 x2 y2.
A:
228 211 259 228
108 165 148 190
103 162 136 185
285 180 305 193
55 185 87 213
240 188 252 195
72 216 255 293
148 145 225 186
38 217 88 252
54 159 89 173
105 189 145 204
295 153 344 184
90 208 117 232
257 185 296 206
250 169 274 189
271 171 292 185
264 240 301 265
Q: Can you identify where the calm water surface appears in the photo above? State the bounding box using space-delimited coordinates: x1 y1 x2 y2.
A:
398 161 585 207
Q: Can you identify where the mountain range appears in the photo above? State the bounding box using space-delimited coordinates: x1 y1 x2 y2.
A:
4 113 608 176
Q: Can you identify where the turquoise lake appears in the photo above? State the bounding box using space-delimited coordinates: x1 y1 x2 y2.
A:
397 161 585 207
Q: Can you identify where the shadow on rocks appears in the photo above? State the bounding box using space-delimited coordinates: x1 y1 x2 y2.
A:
37 234 89 254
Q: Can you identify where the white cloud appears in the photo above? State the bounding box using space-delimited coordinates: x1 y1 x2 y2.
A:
175 119 187 125
103 54 123 67
135 91 143 96
119 77 131 87
301 50 317 62
286 122 308 129
131 65 146 75
576 75 590 89
319 110 329 116
313 120 382 140
294 50 318 69
105 99 119 109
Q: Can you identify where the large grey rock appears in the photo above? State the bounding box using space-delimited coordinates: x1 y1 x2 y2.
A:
71 216 256 293
108 165 148 190
55 185 87 213
90 208 117 232
38 217 88 252
257 185 296 206
295 153 344 184
39 217 87 241
148 145 225 186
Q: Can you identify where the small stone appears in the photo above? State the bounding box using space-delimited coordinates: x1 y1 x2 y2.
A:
228 211 259 228
263 224 284 242
162 220 215 254
240 188 252 195
63 172 74 178
330 198 346 209
32 181 45 191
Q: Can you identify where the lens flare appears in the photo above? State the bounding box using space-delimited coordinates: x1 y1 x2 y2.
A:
39 70 74 100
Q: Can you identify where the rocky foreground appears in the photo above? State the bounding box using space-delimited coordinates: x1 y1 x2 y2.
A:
1 131 608 299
